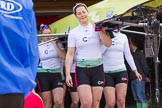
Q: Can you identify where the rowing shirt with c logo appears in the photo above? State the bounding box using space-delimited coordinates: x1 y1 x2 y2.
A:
68 23 103 67
38 41 64 70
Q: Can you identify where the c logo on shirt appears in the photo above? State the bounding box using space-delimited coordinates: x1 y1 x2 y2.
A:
44 50 48 54
82 37 87 42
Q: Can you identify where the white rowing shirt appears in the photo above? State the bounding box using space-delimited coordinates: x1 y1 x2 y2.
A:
39 41 64 69
101 32 137 73
68 23 102 60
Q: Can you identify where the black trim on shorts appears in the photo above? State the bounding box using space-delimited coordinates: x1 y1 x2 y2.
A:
36 73 63 92
104 71 128 87
75 64 105 87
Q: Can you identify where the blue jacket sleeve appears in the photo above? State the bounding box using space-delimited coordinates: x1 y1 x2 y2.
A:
0 0 39 96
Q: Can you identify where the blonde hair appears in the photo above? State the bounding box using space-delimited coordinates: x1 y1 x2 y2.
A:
73 3 88 15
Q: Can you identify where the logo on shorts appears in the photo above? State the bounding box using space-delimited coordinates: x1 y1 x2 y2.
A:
58 82 63 86
97 81 104 85
121 77 127 81
0 0 23 19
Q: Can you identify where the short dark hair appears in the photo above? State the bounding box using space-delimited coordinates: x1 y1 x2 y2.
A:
73 3 88 15
128 37 138 46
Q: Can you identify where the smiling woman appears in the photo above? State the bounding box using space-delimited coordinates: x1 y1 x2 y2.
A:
65 3 112 108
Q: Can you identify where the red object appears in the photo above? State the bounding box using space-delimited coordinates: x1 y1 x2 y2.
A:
36 16 62 25
95 27 103 31
95 23 103 31
24 91 44 108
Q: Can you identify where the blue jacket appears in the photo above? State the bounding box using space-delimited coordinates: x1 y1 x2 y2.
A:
0 0 39 96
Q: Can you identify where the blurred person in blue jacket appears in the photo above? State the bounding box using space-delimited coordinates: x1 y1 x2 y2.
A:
0 0 39 108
